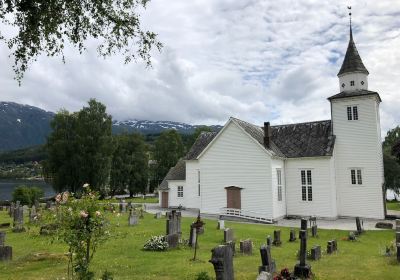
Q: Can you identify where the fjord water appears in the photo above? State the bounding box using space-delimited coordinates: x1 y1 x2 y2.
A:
0 179 55 200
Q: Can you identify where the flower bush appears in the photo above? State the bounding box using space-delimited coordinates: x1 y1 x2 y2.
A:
49 185 110 279
143 235 169 251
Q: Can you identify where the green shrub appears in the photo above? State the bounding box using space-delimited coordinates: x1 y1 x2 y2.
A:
101 270 114 280
12 185 44 206
143 235 169 251
195 272 212 280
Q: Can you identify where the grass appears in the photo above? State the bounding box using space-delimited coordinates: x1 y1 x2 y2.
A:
0 210 399 280
387 200 400 211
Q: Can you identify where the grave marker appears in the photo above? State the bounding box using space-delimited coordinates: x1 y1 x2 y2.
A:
356 217 364 235
154 212 162 219
272 230 282 246
289 229 296 242
166 210 181 236
166 233 179 248
217 220 225 230
266 235 272 246
224 228 234 243
189 224 197 248
239 239 252 255
259 245 276 274
0 231 5 246
128 211 138 226
310 245 321 261
294 230 311 278
209 245 234 280
12 206 25 233
311 225 318 237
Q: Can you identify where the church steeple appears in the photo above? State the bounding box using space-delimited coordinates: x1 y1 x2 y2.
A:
337 8 369 92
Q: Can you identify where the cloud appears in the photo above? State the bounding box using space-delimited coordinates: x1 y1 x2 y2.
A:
0 0 399 135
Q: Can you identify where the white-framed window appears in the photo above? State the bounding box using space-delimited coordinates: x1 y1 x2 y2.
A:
350 169 363 185
197 170 201 196
350 80 355 86
277 169 282 201
177 186 183 198
301 170 312 201
347 106 358 120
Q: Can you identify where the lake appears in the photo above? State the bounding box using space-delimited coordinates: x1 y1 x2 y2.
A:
0 179 55 201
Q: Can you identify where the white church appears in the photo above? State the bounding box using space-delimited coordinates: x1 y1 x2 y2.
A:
158 24 385 221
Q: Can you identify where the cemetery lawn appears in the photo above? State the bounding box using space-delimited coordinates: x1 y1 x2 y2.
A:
387 200 400 211
0 211 399 280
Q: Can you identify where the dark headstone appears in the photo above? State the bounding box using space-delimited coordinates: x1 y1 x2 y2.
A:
266 235 272 246
356 217 364 235
375 222 393 229
289 229 296 242
396 220 400 232
259 245 276 274
209 245 234 280
166 233 179 249
311 225 317 237
0 231 5 246
310 245 321 261
0 246 12 261
272 230 281 246
217 220 225 230
239 239 252 255
327 240 337 254
294 230 311 278
301 218 308 231
349 232 357 241
224 228 234 243
0 223 10 229
309 216 317 228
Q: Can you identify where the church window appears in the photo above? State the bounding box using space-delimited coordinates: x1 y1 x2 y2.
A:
361 81 364 85
301 170 312 201
197 170 201 196
277 169 282 201
353 106 358 120
350 80 355 86
177 186 183 197
342 83 345 88
347 106 358 120
351 169 362 185
347 106 353 120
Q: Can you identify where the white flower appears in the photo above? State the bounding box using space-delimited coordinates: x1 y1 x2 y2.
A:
80 211 88 218
95 211 101 216
83 183 89 188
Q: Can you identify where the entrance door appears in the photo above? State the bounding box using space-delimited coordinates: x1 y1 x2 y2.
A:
161 192 169 208
226 186 241 209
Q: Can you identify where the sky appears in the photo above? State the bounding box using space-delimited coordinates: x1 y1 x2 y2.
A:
0 0 399 136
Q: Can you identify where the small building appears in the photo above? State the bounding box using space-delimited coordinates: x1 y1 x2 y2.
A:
158 24 385 221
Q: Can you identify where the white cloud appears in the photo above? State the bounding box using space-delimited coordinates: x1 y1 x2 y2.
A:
0 0 399 135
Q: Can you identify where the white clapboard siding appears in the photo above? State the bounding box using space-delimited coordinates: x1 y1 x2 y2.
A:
285 157 337 218
199 121 273 218
167 180 186 208
272 159 286 219
184 160 201 209
332 95 385 219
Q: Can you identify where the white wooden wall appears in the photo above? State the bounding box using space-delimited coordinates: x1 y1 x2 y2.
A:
332 95 385 219
167 180 186 208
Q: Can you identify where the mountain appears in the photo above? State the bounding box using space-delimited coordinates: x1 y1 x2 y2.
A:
0 102 54 152
0 101 222 152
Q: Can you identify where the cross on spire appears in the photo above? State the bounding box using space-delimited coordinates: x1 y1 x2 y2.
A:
348 6 352 37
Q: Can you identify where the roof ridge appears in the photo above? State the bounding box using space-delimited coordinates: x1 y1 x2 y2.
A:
270 120 331 128
230 117 263 130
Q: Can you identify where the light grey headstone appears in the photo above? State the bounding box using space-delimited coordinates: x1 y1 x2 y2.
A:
224 228 234 243
217 220 225 230
154 212 162 219
128 214 138 226
189 224 197 247
256 271 273 280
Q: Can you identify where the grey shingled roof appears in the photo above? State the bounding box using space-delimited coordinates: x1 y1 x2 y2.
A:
185 131 218 160
337 28 369 76
328 89 381 102
271 120 335 158
158 160 186 190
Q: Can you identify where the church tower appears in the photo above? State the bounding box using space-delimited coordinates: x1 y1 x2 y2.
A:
328 15 385 219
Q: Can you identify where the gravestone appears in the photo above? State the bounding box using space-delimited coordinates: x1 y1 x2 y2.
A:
9 202 14 217
311 225 317 237
12 206 25 232
0 246 12 261
121 203 127 213
257 271 273 280
217 220 225 230
239 239 252 255
34 200 40 209
0 223 10 229
209 245 234 280
0 231 5 246
301 218 308 231
396 220 400 232
289 229 296 242
224 228 234 243
355 217 364 235
128 211 138 226
127 202 132 211
154 212 162 219
29 206 37 223
272 230 282 246
310 245 321 261
294 230 311 278
139 208 144 219
45 200 52 209
348 232 357 241
259 245 276 274
266 235 272 246
189 224 197 247
309 216 317 228
166 233 179 248
225 241 236 256
166 210 181 236
327 240 337 254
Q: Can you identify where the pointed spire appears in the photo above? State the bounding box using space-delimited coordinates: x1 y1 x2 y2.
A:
337 8 369 76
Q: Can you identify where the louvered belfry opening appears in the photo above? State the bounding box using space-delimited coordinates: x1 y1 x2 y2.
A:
226 186 242 209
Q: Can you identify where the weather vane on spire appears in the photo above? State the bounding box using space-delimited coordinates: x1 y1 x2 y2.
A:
347 6 352 28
